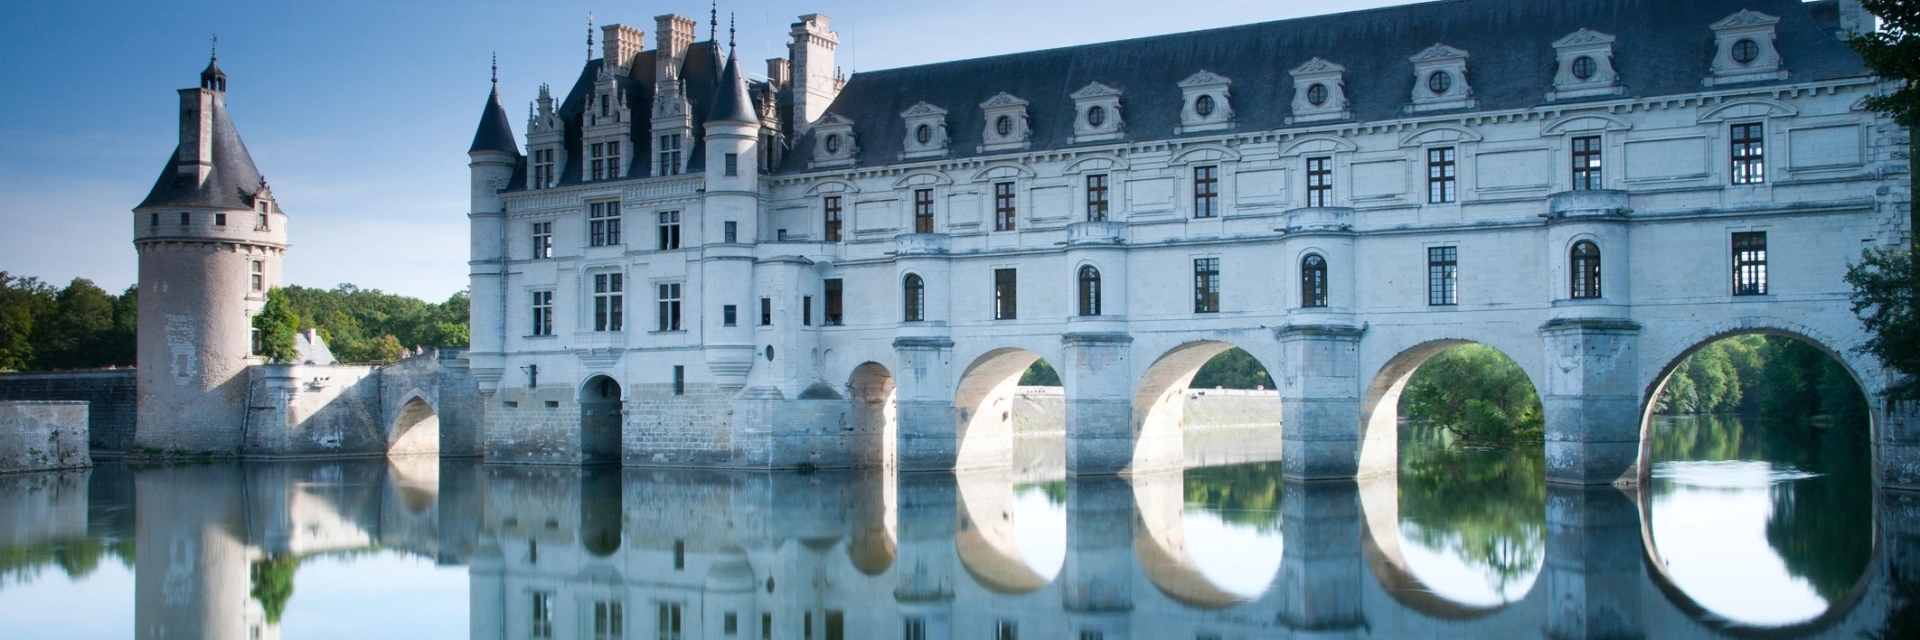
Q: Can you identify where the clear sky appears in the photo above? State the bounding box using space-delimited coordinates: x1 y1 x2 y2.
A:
0 0 1412 301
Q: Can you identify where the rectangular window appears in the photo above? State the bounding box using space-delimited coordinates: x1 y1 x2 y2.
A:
803 295 813 326
673 539 685 569
1193 258 1220 313
180 211 191 225
903 618 926 640
1086 174 1109 221
724 612 738 635
532 221 553 259
1427 147 1456 204
1307 157 1333 207
1731 123 1765 185
250 260 264 292
257 212 268 229
1733 232 1768 295
607 140 620 179
761 614 772 640
724 221 738 243
722 304 737 327
1428 246 1458 306
760 297 772 325
824 611 843 640
1193 166 1219 218
658 602 683 640
824 279 844 326
914 189 935 233
214 213 226 226
823 196 843 242
657 211 681 250
994 268 1017 320
804 612 813 640
593 601 624 640
994 182 1017 231
657 282 681 331
724 153 738 176
591 142 606 181
659 134 683 176
533 148 555 188
594 273 625 331
531 591 555 638
150 213 158 226
996 621 1018 640
673 365 685 396
1572 136 1603 191
531 291 553 336
777 229 788 241
590 202 623 247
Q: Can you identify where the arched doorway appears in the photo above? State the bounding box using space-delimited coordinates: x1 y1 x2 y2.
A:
389 396 439 457
848 362 897 469
580 376 623 464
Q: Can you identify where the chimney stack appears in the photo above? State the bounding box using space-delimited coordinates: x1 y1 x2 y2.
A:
1838 0 1876 35
602 24 646 74
655 14 697 81
789 14 840 135
766 58 791 88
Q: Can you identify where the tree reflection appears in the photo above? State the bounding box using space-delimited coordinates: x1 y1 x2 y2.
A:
1182 462 1284 532
1397 422 1545 597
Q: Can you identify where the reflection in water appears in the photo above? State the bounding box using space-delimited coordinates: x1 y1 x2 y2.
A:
1009 483 1066 579
1648 413 1874 627
1394 422 1545 607
1181 463 1284 599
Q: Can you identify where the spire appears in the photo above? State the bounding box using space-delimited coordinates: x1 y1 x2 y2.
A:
587 12 595 61
199 34 226 92
469 59 519 155
707 50 756 124
710 1 718 42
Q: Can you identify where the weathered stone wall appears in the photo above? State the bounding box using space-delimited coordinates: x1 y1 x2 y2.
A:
0 401 91 473
1012 387 1282 431
0 370 136 452
244 364 384 457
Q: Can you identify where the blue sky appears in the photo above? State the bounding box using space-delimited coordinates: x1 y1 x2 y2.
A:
0 0 1408 301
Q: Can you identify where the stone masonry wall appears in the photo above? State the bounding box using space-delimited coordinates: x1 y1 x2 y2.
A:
0 370 136 452
0 401 91 473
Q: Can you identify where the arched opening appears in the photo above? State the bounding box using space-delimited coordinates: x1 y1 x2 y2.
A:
389 396 439 457
1570 240 1602 299
580 376 623 464
1300 254 1328 308
902 274 925 322
1361 342 1546 614
1640 332 1874 628
953 349 1065 472
1133 465 1286 609
954 468 1065 594
1078 265 1102 316
1132 342 1280 472
849 362 897 469
580 466 622 557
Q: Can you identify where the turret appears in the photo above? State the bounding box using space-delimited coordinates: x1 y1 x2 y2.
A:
469 64 521 389
132 56 288 454
701 47 763 392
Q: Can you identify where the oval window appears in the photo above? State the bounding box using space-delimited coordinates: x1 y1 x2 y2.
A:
915 124 932 145
1571 56 1597 81
995 115 1012 137
1195 94 1215 117
1731 39 1760 64
824 134 841 154
1087 105 1106 127
765 345 775 361
1306 83 1328 107
1427 71 1453 95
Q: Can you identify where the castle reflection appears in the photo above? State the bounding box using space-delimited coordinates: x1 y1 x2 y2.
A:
0 429 1912 639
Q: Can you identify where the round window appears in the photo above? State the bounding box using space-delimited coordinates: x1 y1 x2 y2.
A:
1194 94 1215 117
915 124 931 145
1427 71 1453 95
1731 39 1760 64
1571 56 1597 80
995 115 1012 137
1087 105 1106 127
765 346 775 361
824 134 841 154
1306 83 1328 107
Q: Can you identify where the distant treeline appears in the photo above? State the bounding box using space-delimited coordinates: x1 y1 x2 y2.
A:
0 272 136 372
1019 347 1275 389
1654 334 1869 424
265 285 470 365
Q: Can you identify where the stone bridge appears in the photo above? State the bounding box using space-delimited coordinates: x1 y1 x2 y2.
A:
243 348 483 459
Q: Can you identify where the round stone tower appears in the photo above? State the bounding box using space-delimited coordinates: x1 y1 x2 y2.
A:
131 56 287 454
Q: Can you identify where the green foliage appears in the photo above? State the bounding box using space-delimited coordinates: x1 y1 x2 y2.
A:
249 554 299 624
1399 345 1544 443
1182 462 1285 531
0 535 135 586
1656 335 1870 425
1018 359 1061 386
1189 348 1273 390
1397 422 1546 594
251 288 300 363
275 285 470 364
1849 0 1920 130
1655 335 1764 414
0 273 135 371
1846 247 1920 399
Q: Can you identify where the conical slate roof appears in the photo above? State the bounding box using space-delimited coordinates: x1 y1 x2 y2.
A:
469 86 520 154
136 94 263 211
706 52 756 124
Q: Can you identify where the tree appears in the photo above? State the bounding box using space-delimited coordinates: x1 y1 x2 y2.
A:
1190 347 1273 390
0 272 53 371
1846 248 1920 399
1399 344 1544 442
368 334 408 364
37 279 117 369
1018 359 1061 386
1849 1 1920 131
252 288 299 363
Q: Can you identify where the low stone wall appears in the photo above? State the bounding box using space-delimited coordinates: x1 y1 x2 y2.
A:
1011 386 1285 469
1012 387 1283 432
0 370 136 452
0 401 91 473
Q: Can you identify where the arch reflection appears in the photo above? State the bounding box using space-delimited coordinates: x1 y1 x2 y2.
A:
954 469 1064 593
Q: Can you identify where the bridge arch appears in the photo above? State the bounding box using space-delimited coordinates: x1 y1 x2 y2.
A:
849 362 898 469
1359 335 1546 475
579 375 624 464
1131 340 1279 472
388 392 439 457
953 347 1065 471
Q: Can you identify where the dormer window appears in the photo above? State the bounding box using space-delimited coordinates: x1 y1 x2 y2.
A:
1087 106 1106 127
1571 57 1596 80
809 113 858 169
1548 29 1622 101
1731 39 1759 64
257 213 268 229
1407 44 1476 113
1194 95 1215 117
215 213 226 226
1070 82 1124 144
979 93 1031 152
658 134 682 176
915 125 931 144
1706 11 1788 86
1176 71 1233 133
1289 58 1352 123
825 134 841 154
900 102 950 159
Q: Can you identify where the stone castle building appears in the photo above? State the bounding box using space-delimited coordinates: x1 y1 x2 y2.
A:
467 0 1913 483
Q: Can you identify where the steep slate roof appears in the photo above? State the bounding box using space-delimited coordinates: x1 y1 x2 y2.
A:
137 95 264 211
780 0 1871 173
469 86 521 154
708 53 757 124
522 41 741 191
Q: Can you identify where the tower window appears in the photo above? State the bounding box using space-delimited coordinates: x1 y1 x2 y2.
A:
760 297 772 325
1428 246 1458 306
803 295 813 326
724 153 738 176
1733 232 1768 295
1307 157 1333 207
1572 136 1603 191
149 213 158 226
903 274 924 322
532 221 553 259
673 365 685 396
1570 241 1602 299
823 196 843 242
589 202 622 246
659 134 683 176
258 213 268 229
214 213 226 226
250 261 264 292
724 221 737 243
994 182 1016 231
1193 258 1220 313
994 268 1017 320
1301 254 1328 308
593 273 624 332
180 212 191 225
1427 147 1456 204
1078 265 1101 316
531 290 553 336
1086 174 1109 221
825 279 844 326
723 304 737 327
657 282 682 331
658 210 681 250
914 189 934 233
1731 123 1765 185
1193 166 1219 218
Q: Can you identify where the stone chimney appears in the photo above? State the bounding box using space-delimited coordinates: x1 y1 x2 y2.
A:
1838 0 1876 35
655 14 697 81
790 14 839 135
601 24 646 74
177 69 222 188
766 58 792 88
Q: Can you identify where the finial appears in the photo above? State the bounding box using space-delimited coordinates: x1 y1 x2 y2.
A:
491 51 498 86
210 33 218 61
587 12 594 61
729 13 735 51
710 1 718 42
